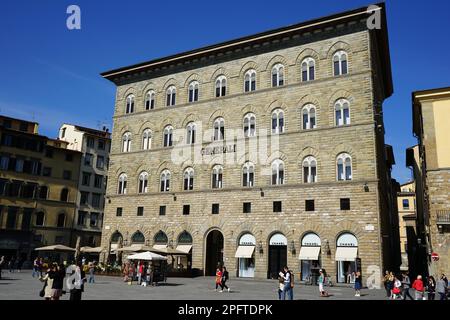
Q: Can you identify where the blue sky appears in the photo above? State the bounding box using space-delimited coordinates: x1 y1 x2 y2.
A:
1 0 449 184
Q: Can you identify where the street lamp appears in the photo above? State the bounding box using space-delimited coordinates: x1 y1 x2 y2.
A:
325 240 331 255
258 241 263 255
290 240 296 254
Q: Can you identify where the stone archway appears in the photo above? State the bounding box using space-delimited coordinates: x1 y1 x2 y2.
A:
205 230 224 276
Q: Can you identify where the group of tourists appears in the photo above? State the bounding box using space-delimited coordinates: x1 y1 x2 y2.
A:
277 266 294 300
122 261 158 286
0 255 25 278
214 265 230 293
384 270 448 300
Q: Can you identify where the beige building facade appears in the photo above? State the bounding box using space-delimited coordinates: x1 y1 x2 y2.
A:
410 87 450 276
396 181 416 272
100 4 399 282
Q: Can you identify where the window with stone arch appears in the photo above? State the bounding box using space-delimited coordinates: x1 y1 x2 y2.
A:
131 231 145 244
125 94 135 114
138 171 149 193
243 113 256 137
302 104 316 130
154 230 168 244
242 161 255 187
213 117 225 141
271 63 284 87
163 125 173 147
337 153 352 181
145 90 155 110
35 211 45 226
188 81 199 103
142 129 152 150
166 85 176 106
160 169 171 192
183 167 194 191
302 156 317 183
301 57 315 82
186 122 196 145
177 231 193 244
335 98 350 126
333 50 348 76
244 69 256 92
118 173 127 194
122 132 132 152
211 165 223 189
215 75 227 97
271 159 285 185
271 109 285 134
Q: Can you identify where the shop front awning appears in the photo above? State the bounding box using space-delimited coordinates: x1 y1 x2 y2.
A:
153 244 168 251
298 246 320 260
335 247 358 261
235 246 255 258
176 245 192 253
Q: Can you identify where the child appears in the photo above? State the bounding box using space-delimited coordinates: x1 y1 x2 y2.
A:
354 271 362 297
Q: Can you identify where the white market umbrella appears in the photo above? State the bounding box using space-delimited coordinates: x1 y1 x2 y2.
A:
126 251 167 261
35 245 76 252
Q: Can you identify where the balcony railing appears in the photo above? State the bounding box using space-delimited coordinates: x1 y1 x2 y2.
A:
437 211 450 224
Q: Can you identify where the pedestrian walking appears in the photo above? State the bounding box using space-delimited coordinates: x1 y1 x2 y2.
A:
436 275 448 300
318 269 328 297
0 256 5 280
354 271 362 297
280 266 294 300
39 267 54 300
146 265 154 286
426 276 436 300
412 275 425 300
220 266 230 292
392 276 402 300
215 267 222 292
383 270 391 298
137 261 144 285
32 258 40 278
277 273 284 300
88 262 95 284
67 263 86 301
49 263 65 300
8 257 15 273
38 258 43 277
401 272 414 300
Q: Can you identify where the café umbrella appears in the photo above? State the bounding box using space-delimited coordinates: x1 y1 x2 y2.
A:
126 251 167 261
34 245 76 252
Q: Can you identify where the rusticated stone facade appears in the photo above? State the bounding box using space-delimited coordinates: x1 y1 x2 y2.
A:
100 4 398 282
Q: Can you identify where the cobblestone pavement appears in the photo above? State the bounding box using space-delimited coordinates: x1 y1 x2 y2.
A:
0 271 388 300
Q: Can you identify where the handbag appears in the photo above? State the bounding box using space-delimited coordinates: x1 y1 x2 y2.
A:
39 280 47 297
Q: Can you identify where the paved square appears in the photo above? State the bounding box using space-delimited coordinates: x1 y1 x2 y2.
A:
0 270 387 300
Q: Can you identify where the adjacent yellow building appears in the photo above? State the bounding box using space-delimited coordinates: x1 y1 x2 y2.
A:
396 181 416 272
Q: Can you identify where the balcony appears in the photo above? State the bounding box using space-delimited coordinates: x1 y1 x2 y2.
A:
437 210 450 224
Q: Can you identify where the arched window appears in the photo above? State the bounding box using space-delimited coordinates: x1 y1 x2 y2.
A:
243 113 256 137
138 171 149 193
302 104 316 130
166 86 176 106
333 50 348 76
125 95 135 114
154 230 168 244
186 122 196 145
303 156 317 183
213 117 225 141
122 132 132 152
337 232 358 247
272 159 284 185
271 159 285 185
337 153 352 181
178 231 193 244
142 129 152 150
118 173 127 194
183 167 194 191
271 109 284 134
301 232 321 247
335 99 350 126
163 126 173 147
111 231 122 243
215 75 227 97
188 81 199 103
244 69 256 92
131 231 145 244
211 165 223 189
145 90 155 110
57 213 65 228
242 162 255 187
160 169 171 192
60 188 69 202
301 57 315 82
38 186 48 199
35 211 45 226
271 64 284 87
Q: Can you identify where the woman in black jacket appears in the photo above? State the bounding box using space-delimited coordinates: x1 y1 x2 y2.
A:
49 263 65 300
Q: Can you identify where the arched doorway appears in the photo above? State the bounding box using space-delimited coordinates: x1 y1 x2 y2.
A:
299 232 321 282
268 233 287 279
235 233 256 278
205 230 224 276
335 232 358 283
109 231 123 264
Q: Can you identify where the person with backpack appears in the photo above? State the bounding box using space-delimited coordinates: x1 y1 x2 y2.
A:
280 266 293 300
220 266 230 292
